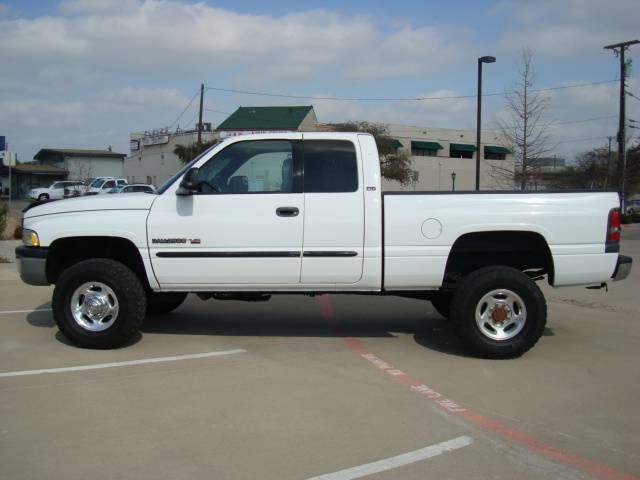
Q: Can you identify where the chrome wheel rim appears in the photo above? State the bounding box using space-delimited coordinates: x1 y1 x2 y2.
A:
70 282 119 332
475 289 527 341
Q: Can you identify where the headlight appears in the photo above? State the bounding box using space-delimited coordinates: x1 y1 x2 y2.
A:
22 229 40 247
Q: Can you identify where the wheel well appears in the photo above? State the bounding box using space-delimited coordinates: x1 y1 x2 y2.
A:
443 231 554 288
47 236 149 289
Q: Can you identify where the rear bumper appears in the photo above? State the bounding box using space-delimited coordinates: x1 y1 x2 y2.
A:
15 246 49 286
612 255 632 282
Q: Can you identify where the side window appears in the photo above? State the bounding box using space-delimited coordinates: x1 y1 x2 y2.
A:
198 140 296 194
103 180 116 189
303 140 358 193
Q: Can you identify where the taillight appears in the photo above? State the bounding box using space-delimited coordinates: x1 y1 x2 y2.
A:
607 208 621 243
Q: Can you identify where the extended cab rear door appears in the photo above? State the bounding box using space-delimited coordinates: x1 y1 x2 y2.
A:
300 134 364 284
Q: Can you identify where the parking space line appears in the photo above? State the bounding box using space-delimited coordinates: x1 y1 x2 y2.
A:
318 295 638 480
0 349 246 378
0 308 52 315
306 436 473 480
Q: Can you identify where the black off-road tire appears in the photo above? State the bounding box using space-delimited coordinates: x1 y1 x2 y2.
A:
38 193 49 201
146 292 188 315
450 266 547 359
52 258 146 348
430 292 453 319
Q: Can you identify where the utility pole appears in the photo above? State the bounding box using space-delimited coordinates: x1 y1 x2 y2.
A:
197 83 204 146
605 136 614 189
604 39 639 207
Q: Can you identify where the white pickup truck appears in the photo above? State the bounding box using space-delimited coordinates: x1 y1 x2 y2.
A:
16 132 632 358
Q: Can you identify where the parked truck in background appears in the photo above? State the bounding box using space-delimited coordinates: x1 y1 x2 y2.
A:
15 132 632 358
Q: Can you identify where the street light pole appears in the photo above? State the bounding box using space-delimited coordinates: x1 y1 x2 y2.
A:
476 56 496 191
451 171 456 191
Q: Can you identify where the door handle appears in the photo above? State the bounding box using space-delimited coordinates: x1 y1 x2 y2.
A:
276 207 299 217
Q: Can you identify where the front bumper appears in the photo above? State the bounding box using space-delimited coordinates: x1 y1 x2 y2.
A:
15 246 50 286
612 255 632 282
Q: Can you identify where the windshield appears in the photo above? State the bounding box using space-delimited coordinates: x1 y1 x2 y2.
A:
89 179 104 188
156 143 219 194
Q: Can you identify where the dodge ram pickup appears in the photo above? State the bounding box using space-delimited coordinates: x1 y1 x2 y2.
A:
16 132 633 358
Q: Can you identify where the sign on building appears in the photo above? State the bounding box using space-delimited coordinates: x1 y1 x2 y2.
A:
141 134 169 146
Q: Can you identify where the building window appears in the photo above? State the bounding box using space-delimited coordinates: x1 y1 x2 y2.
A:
411 141 442 157
146 176 152 184
484 146 511 160
412 148 438 157
449 143 476 159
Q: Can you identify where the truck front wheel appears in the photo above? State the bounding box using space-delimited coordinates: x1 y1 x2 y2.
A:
450 266 547 359
52 259 146 348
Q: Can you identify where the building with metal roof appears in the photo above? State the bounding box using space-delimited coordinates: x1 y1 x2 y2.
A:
216 106 318 138
33 148 126 182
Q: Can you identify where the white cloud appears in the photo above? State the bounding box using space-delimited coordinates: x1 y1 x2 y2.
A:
0 1 466 86
494 0 639 56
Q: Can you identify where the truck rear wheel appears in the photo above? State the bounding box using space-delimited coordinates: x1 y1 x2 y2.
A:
450 266 546 359
146 292 187 315
52 259 146 348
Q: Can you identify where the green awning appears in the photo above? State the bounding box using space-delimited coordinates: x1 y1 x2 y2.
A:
450 143 476 152
391 139 403 149
411 141 443 150
484 146 511 154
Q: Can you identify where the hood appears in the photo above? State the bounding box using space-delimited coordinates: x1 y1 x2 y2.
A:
24 193 157 218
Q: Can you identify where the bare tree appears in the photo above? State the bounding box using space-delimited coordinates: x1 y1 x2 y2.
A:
494 48 551 190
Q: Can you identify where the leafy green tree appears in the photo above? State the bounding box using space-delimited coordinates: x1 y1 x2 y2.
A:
173 139 219 164
331 121 415 186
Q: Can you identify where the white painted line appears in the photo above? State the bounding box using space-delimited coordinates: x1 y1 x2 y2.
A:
306 436 473 480
0 349 246 378
0 308 52 315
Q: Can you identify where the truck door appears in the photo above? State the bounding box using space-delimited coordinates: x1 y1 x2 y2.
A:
300 136 364 284
147 136 304 286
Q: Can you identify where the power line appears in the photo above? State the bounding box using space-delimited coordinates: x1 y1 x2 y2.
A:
204 79 617 102
168 89 200 129
555 136 608 144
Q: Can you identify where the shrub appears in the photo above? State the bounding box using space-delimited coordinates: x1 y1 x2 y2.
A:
14 224 23 240
0 202 7 238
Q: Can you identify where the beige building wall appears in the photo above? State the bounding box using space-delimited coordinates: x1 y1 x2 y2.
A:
124 130 219 187
384 124 515 191
64 156 124 181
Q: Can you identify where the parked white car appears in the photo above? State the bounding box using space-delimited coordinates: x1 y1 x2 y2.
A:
16 132 632 357
28 181 85 201
107 184 156 194
86 178 128 195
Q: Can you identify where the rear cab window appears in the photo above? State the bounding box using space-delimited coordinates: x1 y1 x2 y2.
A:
303 140 358 193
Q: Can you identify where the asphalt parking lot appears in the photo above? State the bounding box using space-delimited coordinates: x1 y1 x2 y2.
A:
1 230 638 480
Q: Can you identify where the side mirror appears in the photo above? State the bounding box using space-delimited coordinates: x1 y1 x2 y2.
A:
176 167 200 196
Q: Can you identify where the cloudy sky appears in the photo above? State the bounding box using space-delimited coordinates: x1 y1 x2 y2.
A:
0 0 638 163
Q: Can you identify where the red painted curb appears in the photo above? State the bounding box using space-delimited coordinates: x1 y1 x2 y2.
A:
318 295 638 480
